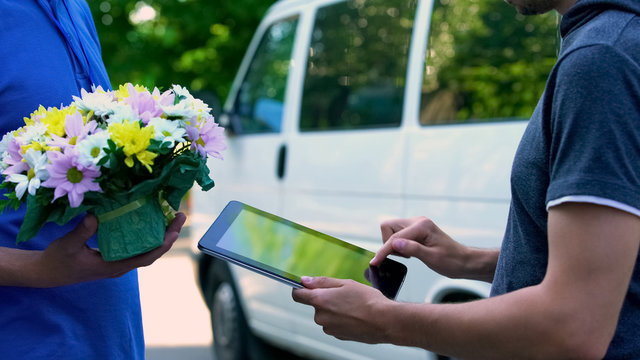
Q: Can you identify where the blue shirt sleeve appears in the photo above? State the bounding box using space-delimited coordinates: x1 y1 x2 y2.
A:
546 43 640 209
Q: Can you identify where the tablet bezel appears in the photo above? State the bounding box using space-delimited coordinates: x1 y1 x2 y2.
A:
197 200 407 298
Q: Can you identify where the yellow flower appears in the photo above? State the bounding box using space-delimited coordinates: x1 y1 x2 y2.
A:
35 106 78 137
108 120 157 172
115 83 148 100
133 150 158 172
21 142 59 153
23 105 48 126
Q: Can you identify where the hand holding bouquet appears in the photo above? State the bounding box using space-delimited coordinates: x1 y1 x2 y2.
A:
0 83 226 261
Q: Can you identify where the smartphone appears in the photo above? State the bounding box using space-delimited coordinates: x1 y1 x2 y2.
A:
197 201 407 300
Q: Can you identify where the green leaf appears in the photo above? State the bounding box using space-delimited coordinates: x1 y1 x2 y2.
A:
107 139 117 151
148 139 163 152
0 183 22 212
16 195 54 244
0 197 21 212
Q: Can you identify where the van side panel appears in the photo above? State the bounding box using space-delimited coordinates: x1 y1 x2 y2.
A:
405 122 526 249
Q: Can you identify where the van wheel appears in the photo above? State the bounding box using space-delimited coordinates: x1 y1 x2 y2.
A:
212 282 247 360
208 262 261 360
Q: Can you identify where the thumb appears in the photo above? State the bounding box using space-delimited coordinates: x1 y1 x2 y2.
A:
60 215 98 246
301 276 345 289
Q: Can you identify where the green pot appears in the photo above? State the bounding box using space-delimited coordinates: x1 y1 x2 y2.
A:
93 195 165 261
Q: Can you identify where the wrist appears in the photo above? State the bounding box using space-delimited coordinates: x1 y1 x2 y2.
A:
380 301 434 348
462 247 499 282
378 299 403 345
28 250 57 288
0 247 47 287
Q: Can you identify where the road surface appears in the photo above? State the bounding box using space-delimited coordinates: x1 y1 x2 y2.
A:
139 236 214 360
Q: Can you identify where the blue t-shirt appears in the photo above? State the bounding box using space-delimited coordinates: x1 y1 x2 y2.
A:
491 0 640 358
0 1 144 359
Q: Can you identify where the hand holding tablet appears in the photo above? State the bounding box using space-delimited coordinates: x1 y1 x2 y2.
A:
198 201 407 299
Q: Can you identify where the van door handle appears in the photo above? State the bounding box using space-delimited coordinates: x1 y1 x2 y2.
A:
276 144 287 180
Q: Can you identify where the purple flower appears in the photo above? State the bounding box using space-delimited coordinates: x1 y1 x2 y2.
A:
2 138 29 175
186 116 226 159
123 84 173 124
48 112 97 149
153 87 175 107
41 148 102 207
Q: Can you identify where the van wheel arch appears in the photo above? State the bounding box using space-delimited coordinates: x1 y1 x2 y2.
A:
432 290 483 360
437 290 482 304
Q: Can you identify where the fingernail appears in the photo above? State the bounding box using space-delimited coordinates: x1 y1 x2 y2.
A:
301 276 312 284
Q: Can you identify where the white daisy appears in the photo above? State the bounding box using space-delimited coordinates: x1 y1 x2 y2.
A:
105 102 138 124
16 122 49 146
76 131 110 168
6 148 49 199
171 84 192 99
170 84 212 116
72 86 116 116
148 117 186 147
160 101 199 122
0 132 14 154
0 152 11 170
190 98 212 118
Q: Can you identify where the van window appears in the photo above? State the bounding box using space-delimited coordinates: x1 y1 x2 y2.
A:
420 0 559 125
299 0 417 131
233 17 298 134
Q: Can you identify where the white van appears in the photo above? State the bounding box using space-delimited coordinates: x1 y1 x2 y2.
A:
189 0 559 359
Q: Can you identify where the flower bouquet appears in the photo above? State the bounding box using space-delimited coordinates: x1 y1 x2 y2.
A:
0 83 226 261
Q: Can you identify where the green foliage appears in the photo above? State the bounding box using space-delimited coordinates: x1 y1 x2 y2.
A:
0 182 21 212
147 139 174 156
422 0 560 123
96 139 132 194
89 0 277 101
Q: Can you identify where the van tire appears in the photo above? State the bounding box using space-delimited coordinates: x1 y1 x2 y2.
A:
207 261 262 360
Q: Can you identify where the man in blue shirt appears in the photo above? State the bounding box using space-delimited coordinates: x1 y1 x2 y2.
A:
0 1 185 358
293 0 640 358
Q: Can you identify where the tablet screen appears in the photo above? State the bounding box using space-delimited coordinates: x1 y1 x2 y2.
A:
199 201 406 299
216 205 372 285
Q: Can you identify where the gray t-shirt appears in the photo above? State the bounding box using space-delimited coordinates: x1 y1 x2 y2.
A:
491 1 640 358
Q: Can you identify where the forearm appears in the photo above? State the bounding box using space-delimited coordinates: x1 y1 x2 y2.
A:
0 213 183 288
382 284 608 360
0 247 45 287
382 204 640 358
459 247 499 282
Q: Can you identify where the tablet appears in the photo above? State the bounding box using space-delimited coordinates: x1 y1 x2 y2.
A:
197 201 407 299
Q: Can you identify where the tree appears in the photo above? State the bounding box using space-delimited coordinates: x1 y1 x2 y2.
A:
89 0 277 102
422 0 559 123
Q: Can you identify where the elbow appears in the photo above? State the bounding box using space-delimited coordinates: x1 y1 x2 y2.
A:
531 334 609 360
532 288 617 360
545 320 614 360
560 339 609 360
